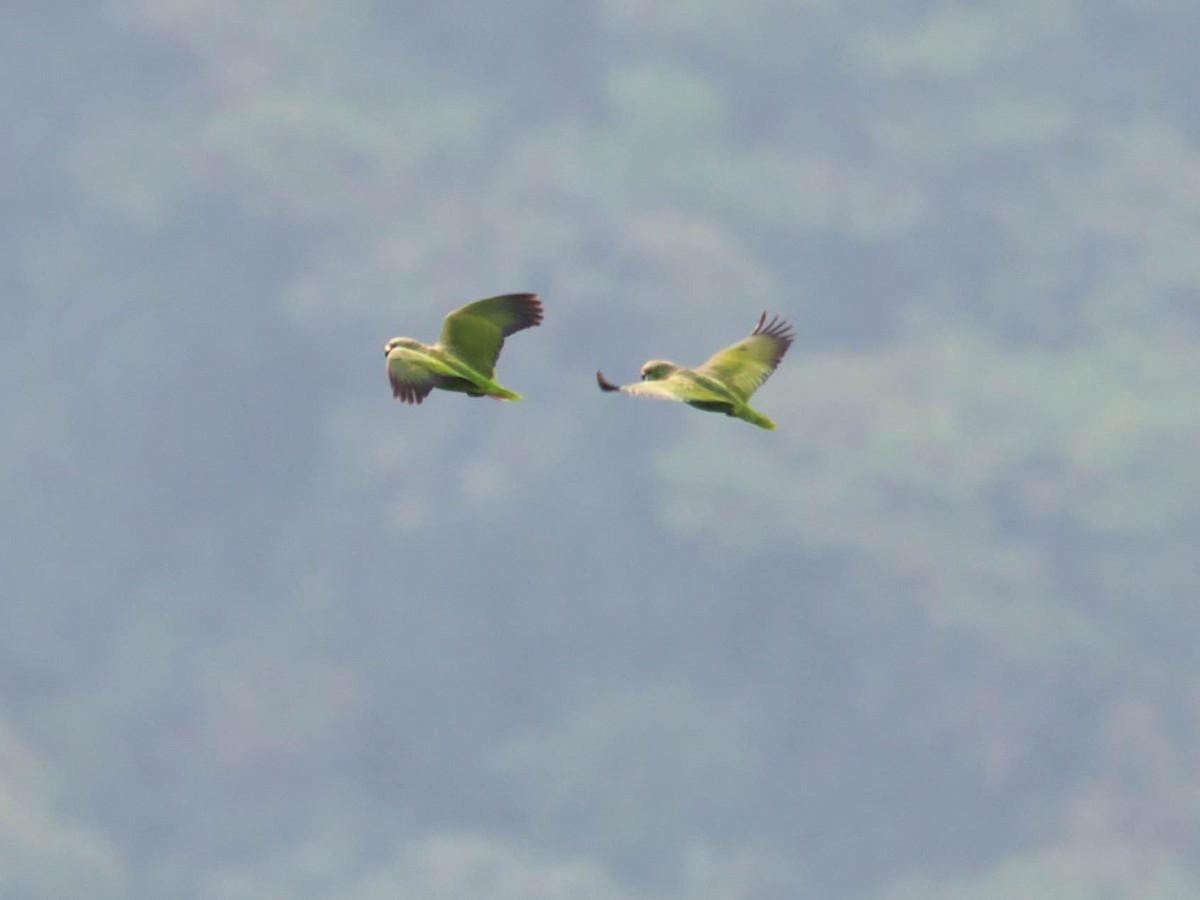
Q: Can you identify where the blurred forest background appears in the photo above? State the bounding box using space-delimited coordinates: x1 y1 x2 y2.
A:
4 0 1200 897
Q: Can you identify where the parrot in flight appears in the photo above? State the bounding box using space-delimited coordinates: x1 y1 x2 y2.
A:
596 311 793 430
384 293 543 404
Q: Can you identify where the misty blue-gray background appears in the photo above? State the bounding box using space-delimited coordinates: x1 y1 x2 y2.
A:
4 1 1199 897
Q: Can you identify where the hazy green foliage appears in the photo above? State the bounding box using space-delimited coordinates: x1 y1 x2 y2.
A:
3 0 1199 897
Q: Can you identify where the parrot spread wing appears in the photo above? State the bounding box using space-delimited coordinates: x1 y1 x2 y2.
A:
387 355 438 404
595 370 730 405
439 293 543 377
695 312 793 401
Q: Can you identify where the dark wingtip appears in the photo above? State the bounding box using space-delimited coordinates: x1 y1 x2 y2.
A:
489 292 544 333
524 292 544 328
390 380 426 404
749 311 795 372
517 292 544 328
596 370 621 392
753 310 795 344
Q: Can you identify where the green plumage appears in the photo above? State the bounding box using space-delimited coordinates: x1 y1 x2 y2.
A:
596 312 793 430
384 293 542 404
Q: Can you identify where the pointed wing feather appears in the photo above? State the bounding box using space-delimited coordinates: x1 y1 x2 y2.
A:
387 356 437 404
695 312 793 401
439 293 543 376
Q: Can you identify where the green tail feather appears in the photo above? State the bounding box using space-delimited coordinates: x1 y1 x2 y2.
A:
486 382 522 401
737 405 776 430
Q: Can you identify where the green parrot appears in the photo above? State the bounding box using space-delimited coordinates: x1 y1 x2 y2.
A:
596 311 793 430
384 293 543 404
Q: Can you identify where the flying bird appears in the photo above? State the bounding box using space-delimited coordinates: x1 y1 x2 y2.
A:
384 293 543 404
596 311 794 430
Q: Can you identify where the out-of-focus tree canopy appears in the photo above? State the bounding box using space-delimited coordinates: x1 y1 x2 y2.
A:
3 0 1198 897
